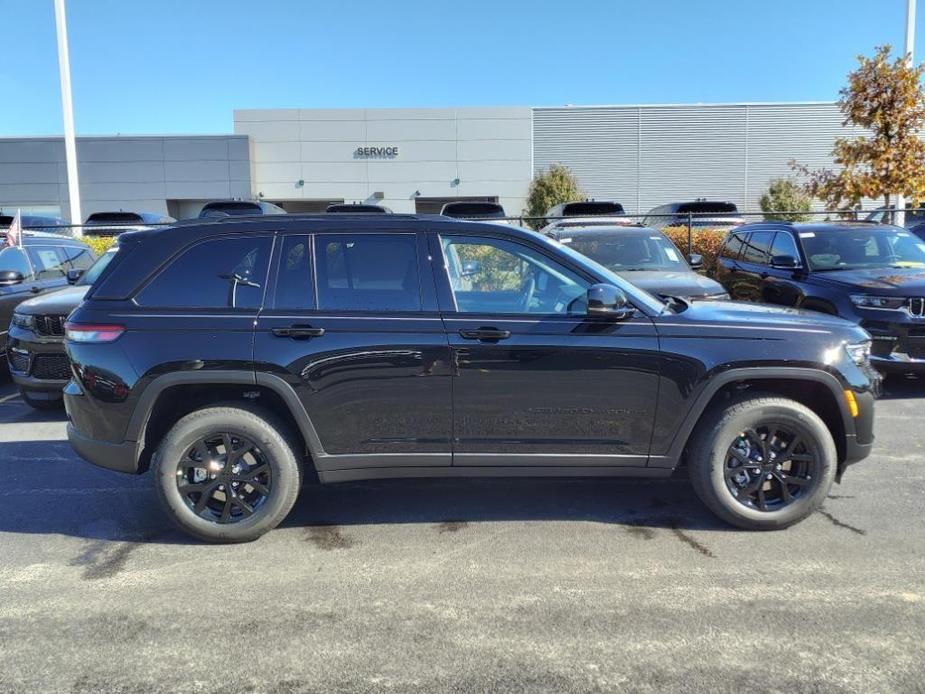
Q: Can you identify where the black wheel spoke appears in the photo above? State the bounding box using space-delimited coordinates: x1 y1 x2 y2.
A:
230 496 255 517
228 441 255 466
774 473 793 503
193 481 221 513
219 496 233 523
756 486 768 511
247 480 270 495
728 447 750 466
779 473 809 487
238 463 269 481
194 440 211 464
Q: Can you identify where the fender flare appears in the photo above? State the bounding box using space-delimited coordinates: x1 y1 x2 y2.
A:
126 370 326 459
653 366 854 467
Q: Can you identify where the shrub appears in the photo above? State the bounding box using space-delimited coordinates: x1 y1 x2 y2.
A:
759 177 813 221
523 164 583 230
662 227 728 269
82 235 118 256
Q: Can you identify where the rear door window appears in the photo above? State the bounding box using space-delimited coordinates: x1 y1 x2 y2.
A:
741 232 773 264
721 234 745 260
315 233 421 312
0 247 34 280
273 235 314 310
136 236 271 309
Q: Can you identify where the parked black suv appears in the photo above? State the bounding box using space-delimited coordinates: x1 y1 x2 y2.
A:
1 231 96 375
710 222 925 372
64 216 877 542
8 248 116 409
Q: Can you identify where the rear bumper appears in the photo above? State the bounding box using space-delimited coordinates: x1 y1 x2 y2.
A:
67 423 142 474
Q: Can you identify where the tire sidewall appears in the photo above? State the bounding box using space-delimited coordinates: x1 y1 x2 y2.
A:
154 408 300 542
698 401 835 528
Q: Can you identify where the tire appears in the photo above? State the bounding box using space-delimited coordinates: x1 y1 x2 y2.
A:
20 389 65 411
688 393 836 530
153 405 302 543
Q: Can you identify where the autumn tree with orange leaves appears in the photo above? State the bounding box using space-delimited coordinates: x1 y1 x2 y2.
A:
792 45 925 212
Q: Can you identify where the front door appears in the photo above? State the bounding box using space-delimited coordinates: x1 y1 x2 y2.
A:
254 231 453 472
434 232 660 468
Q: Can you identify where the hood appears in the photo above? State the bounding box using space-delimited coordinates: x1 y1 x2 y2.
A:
814 266 925 293
618 270 725 298
15 285 88 315
673 299 868 340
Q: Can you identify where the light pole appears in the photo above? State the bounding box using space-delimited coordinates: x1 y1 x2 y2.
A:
896 0 916 228
54 0 82 233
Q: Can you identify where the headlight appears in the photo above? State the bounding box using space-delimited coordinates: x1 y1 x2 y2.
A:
11 313 34 330
701 292 731 301
845 340 872 366
849 294 906 310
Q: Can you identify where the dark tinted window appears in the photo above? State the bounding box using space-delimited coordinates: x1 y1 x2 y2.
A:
137 236 271 309
27 246 67 280
199 202 262 218
325 204 389 214
441 202 506 219
85 212 145 225
721 234 745 259
60 245 95 271
0 247 33 280
562 201 625 216
274 235 314 310
79 249 116 286
316 234 421 312
741 232 773 264
676 202 738 214
769 232 800 261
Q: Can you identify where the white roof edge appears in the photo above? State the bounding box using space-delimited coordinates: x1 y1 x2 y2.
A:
0 133 246 141
532 100 837 110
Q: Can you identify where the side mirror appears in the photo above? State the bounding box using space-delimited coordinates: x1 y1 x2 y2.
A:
0 270 24 287
770 255 799 269
460 260 481 277
587 283 634 320
67 268 84 285
688 253 704 270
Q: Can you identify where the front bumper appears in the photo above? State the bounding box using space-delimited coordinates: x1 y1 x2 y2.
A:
861 318 925 371
7 329 72 392
67 423 142 474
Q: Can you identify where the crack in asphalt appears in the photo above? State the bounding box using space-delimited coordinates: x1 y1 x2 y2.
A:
819 509 867 536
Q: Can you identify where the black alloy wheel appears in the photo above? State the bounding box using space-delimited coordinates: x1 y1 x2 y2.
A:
724 425 818 512
176 432 273 524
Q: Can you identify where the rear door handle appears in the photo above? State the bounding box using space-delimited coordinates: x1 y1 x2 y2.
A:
458 328 511 341
271 325 325 339
29 286 42 294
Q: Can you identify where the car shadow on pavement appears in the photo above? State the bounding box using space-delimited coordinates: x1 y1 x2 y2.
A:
0 436 728 542
282 476 729 534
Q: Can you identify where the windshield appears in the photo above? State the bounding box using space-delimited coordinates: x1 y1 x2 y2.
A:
801 228 925 271
79 249 117 286
563 234 689 272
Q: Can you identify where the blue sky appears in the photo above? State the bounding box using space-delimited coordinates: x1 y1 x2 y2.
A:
0 0 920 136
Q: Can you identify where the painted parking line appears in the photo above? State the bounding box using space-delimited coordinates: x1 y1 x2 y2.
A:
0 392 21 405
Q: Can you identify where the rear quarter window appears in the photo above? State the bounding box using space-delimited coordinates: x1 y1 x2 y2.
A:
135 236 272 309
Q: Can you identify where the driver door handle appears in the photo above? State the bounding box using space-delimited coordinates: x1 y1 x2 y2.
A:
272 325 326 339
458 328 511 342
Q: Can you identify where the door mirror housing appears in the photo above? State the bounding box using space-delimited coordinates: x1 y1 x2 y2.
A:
688 253 704 270
460 260 481 277
587 283 634 320
67 268 84 284
770 254 799 269
0 270 24 287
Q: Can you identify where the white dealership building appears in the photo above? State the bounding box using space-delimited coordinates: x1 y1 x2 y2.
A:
0 102 862 221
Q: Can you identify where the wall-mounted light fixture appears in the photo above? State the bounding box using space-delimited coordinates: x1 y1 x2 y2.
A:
414 190 421 197
297 179 305 187
451 178 460 187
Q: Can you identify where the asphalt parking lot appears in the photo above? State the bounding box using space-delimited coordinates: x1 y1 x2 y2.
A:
0 379 923 694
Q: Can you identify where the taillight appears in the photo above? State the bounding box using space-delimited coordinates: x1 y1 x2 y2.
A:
64 322 126 343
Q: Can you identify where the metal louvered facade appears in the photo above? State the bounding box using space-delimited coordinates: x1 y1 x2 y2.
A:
533 102 864 214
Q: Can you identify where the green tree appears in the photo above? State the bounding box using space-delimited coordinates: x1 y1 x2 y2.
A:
791 45 925 211
523 163 583 229
759 177 813 221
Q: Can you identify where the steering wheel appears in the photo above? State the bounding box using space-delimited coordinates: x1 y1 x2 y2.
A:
519 275 536 312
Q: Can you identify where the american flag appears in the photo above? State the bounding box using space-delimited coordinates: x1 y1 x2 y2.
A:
4 209 22 248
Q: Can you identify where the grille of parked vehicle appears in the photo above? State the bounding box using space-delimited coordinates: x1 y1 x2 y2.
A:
33 314 67 337
909 298 925 317
31 354 72 380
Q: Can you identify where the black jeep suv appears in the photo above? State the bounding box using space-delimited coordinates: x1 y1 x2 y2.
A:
710 222 925 372
64 215 877 542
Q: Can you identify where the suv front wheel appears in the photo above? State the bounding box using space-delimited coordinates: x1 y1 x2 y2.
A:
688 394 836 530
153 405 302 543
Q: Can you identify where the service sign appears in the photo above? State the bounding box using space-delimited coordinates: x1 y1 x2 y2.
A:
354 145 399 158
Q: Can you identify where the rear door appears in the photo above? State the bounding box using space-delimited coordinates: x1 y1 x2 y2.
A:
434 231 660 468
253 230 452 472
25 245 70 294
732 232 773 302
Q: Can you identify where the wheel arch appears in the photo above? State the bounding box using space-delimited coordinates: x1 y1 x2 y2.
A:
129 371 325 473
660 368 853 471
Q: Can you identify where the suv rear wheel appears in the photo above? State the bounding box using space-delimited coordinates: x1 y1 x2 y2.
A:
688 394 836 530
153 405 302 543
